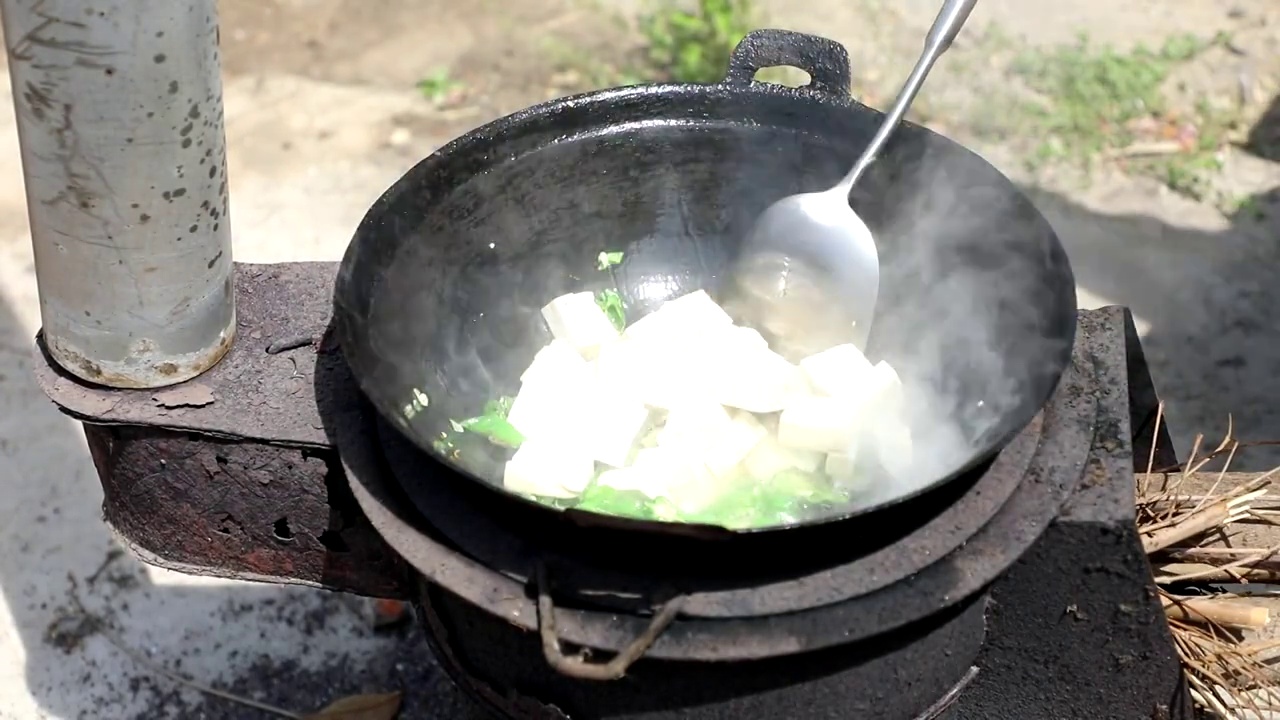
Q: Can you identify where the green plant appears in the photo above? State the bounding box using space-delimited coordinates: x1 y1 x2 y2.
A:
1011 33 1210 160
640 0 755 84
1009 32 1239 203
417 67 464 104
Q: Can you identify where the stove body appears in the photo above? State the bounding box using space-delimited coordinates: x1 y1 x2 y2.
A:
35 263 1192 719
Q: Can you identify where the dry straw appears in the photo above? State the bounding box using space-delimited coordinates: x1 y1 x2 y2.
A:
1139 404 1280 718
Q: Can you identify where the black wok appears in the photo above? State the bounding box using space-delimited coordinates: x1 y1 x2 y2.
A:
333 29 1077 537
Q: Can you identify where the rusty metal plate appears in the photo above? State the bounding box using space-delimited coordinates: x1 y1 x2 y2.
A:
34 262 336 447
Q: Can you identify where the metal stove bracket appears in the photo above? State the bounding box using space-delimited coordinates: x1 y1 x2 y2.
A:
32 262 415 598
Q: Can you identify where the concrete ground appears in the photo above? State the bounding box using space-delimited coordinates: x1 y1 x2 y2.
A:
0 0 1278 717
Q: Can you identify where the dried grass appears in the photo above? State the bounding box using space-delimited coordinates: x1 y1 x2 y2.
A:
1139 404 1280 718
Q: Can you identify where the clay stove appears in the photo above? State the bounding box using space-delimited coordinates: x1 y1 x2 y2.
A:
34 263 1194 719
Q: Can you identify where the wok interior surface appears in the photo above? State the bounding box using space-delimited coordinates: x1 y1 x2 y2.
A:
335 85 1077 531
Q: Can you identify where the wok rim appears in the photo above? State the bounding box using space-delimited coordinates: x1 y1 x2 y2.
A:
333 78 1078 537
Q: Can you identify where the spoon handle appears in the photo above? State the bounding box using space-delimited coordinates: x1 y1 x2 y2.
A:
838 0 977 196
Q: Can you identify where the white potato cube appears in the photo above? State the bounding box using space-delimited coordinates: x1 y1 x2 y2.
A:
541 291 620 359
799 343 875 398
702 411 768 478
592 338 642 389
596 466 663 498
503 440 595 499
743 434 823 481
733 325 770 350
587 396 651 468
595 331 718 412
519 339 589 385
636 446 728 515
507 343 593 442
624 289 733 343
712 345 809 414
777 395 862 454
658 398 734 450
867 360 905 413
630 447 711 501
643 345 712 411
656 289 735 328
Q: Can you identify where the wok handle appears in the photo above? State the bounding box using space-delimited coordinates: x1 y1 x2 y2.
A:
724 29 852 97
535 563 685 681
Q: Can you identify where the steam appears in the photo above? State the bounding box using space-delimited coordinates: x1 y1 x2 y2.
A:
862 142 1074 502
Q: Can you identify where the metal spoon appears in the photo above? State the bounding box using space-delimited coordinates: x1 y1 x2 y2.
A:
731 0 977 350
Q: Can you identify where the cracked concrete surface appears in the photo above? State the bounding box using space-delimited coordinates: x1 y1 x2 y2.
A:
0 0 1278 717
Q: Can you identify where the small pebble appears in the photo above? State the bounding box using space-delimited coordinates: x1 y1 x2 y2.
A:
388 127 412 147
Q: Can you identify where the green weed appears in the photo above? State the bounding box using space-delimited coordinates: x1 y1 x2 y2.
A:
417 67 465 104
1009 32 1236 202
639 0 756 84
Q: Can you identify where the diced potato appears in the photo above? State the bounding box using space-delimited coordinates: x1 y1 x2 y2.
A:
825 452 856 480
519 339 589 385
507 344 593 442
743 434 823 480
596 466 662 498
595 330 719 412
624 289 733 343
656 289 735 328
702 411 768 478
592 338 650 406
658 398 734 450
777 395 862 454
587 397 651 468
712 345 809 414
667 473 732 515
733 325 770 350
640 345 710 412
799 343 875 398
630 447 711 501
503 440 594 499
541 291 620 359
636 446 729 515
867 360 905 413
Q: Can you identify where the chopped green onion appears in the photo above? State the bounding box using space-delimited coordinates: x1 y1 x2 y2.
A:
575 481 657 520
447 395 524 448
596 251 625 271
595 288 626 331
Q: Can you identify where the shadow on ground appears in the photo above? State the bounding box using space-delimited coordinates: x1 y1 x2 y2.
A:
1247 93 1280 163
1027 185 1280 469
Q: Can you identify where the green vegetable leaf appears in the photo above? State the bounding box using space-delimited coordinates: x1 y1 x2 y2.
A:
678 468 849 529
576 483 657 520
483 395 516 418
596 251 625 271
449 395 524 448
766 469 846 504
595 288 627 331
453 414 525 447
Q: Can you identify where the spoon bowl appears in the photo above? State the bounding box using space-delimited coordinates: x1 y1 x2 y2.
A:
734 184 878 350
729 0 977 348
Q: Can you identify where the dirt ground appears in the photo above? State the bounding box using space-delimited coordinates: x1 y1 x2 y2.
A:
2 0 1280 718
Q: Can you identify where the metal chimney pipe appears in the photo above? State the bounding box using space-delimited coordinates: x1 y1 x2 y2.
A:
1 0 234 388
